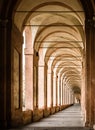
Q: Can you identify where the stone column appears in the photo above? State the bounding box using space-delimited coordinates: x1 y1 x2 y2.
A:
85 19 95 127
72 93 74 104
56 76 58 106
67 88 69 104
64 84 67 105
0 19 8 128
59 76 61 106
47 70 53 107
90 19 95 126
61 78 63 105
51 71 53 107
24 27 33 110
71 92 73 104
67 87 69 104
69 90 72 104
53 74 56 106
47 68 53 107
81 60 86 121
0 20 23 127
70 90 72 104
47 71 51 107
38 65 45 108
68 89 70 104
71 93 72 104
65 85 67 104
63 80 65 105
57 75 61 106
33 50 39 109
44 63 48 108
71 91 73 104
72 94 73 104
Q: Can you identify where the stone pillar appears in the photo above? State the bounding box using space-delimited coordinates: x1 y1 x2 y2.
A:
47 68 53 107
24 27 33 110
67 87 69 104
71 93 72 104
69 88 71 104
64 84 67 104
71 91 73 104
38 48 47 109
81 60 86 121
90 20 95 126
63 80 65 105
56 76 58 106
53 74 56 106
65 86 67 104
44 63 48 108
70 90 72 104
70 91 72 104
33 50 39 109
65 85 67 104
0 19 8 128
12 23 23 125
0 20 23 127
85 19 95 127
51 71 53 107
33 65 38 109
72 93 74 104
38 65 45 108
57 75 61 106
47 70 53 107
59 76 61 106
61 77 63 105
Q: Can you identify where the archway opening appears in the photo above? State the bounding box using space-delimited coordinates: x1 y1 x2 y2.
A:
13 0 86 127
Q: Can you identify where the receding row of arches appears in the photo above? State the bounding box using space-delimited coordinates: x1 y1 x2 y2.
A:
0 0 95 128
13 0 85 125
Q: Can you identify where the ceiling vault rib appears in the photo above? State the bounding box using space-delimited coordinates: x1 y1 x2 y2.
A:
49 60 81 61
15 10 84 13
52 65 82 67
39 47 82 48
24 24 84 26
38 66 82 67
46 56 82 57
52 67 82 68
36 41 83 43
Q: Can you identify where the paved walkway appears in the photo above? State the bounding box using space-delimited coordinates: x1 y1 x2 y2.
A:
9 104 88 130
27 104 84 127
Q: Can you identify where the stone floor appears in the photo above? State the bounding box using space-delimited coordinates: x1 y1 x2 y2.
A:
9 104 91 130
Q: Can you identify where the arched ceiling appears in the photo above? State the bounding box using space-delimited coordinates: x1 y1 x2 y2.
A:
14 0 85 93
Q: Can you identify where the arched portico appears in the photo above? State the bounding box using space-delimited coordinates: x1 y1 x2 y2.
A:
0 0 95 128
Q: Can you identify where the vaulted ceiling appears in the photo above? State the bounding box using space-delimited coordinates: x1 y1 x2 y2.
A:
14 0 85 92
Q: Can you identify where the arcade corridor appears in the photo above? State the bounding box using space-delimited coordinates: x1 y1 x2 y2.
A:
0 0 95 129
22 104 84 128
9 104 85 130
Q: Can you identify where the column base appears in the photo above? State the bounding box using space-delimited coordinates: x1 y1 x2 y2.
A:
33 108 43 122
